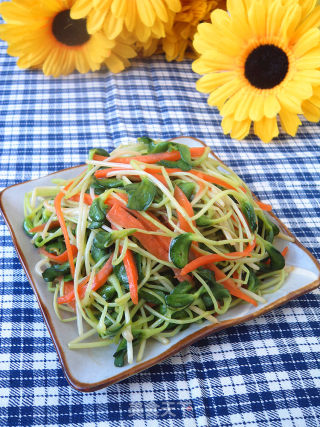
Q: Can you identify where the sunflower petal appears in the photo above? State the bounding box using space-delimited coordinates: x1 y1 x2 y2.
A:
220 88 247 117
296 47 320 69
279 109 301 136
207 79 243 109
105 52 129 73
295 69 320 85
249 95 265 121
221 115 234 134
164 0 181 13
111 0 127 18
196 72 234 93
136 0 156 27
234 89 256 121
150 0 169 22
230 118 252 140
125 1 137 32
277 90 303 114
87 6 108 34
293 5 320 41
248 0 266 37
301 99 320 122
70 0 92 20
103 12 123 39
254 116 279 143
264 94 281 118
193 23 218 54
294 28 320 58
192 51 235 74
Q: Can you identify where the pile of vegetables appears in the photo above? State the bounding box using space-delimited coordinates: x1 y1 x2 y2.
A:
23 137 292 366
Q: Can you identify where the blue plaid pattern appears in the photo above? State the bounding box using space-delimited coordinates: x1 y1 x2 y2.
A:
0 43 320 427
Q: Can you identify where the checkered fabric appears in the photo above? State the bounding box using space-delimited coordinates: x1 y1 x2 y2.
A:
0 45 320 426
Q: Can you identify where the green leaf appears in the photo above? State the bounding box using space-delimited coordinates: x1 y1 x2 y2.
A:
91 246 108 263
93 230 113 249
240 199 257 232
23 218 35 237
197 268 230 300
125 178 156 211
165 293 194 310
113 262 129 291
175 180 196 200
158 159 192 171
42 262 70 283
257 210 279 243
113 330 142 367
113 338 127 367
170 143 191 165
138 289 165 305
44 238 66 255
98 283 117 301
88 148 109 160
171 280 193 295
113 253 142 291
169 233 193 268
258 240 285 273
91 177 124 195
88 198 107 229
247 270 260 293
138 136 156 152
151 141 170 153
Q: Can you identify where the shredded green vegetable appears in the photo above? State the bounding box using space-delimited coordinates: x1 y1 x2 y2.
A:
24 137 293 367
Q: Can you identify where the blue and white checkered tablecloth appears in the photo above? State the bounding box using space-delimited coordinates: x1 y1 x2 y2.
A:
0 42 320 427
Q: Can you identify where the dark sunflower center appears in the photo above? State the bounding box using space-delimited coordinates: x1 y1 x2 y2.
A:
52 10 90 46
244 44 289 89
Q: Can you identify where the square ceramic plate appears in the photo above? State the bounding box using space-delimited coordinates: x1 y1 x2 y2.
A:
1 136 319 392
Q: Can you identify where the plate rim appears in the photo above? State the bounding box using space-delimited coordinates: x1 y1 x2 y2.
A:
0 136 319 393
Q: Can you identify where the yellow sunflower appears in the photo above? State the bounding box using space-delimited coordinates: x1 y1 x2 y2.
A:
162 0 219 62
0 0 136 76
193 0 320 142
71 0 181 43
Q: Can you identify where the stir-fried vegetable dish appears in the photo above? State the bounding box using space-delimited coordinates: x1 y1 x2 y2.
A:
23 138 292 366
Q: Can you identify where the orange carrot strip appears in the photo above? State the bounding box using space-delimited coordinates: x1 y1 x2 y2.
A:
54 182 76 278
172 268 194 285
130 210 171 253
93 147 205 163
107 204 168 261
57 275 90 304
122 248 139 305
181 240 256 276
104 192 128 207
95 167 168 187
256 200 273 211
62 281 76 310
144 167 182 174
190 170 237 191
69 193 93 205
174 185 195 233
110 151 181 164
194 180 206 201
95 167 130 178
206 264 258 307
29 220 60 233
39 245 78 264
57 255 114 304
189 147 206 157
